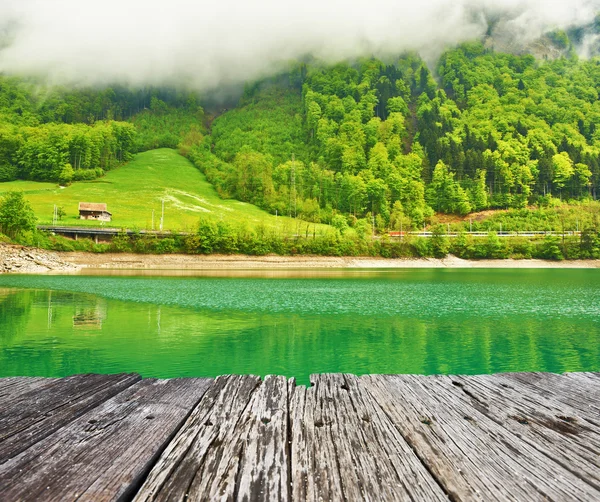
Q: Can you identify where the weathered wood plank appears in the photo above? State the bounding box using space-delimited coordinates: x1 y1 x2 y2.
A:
0 377 57 401
0 378 213 502
1 372 599 501
290 374 448 502
168 375 289 501
563 372 600 394
501 372 600 424
565 371 600 382
455 373 600 432
440 374 600 491
0 373 141 463
228 375 290 501
362 374 600 501
133 375 262 501
289 376 343 502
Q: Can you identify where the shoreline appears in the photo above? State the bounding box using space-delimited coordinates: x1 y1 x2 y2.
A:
2 243 600 274
57 251 600 271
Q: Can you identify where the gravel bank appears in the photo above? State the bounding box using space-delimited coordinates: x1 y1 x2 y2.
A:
0 244 80 274
2 245 599 274
62 252 600 270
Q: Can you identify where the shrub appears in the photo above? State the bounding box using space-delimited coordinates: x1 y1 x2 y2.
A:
110 232 132 252
539 235 564 260
411 237 431 257
154 238 176 254
430 225 450 258
0 192 37 239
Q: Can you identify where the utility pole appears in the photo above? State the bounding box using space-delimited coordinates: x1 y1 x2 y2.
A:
159 199 164 232
291 154 296 219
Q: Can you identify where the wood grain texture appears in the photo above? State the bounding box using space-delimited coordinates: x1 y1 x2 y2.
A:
0 378 212 502
290 374 448 502
1 372 600 502
0 377 56 400
448 373 600 490
362 374 600 501
289 377 345 502
134 374 263 502
0 373 141 463
502 372 600 425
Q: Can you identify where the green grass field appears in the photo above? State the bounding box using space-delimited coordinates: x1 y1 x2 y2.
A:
0 149 329 234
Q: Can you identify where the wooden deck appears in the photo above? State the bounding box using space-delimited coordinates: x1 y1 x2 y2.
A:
1 372 599 501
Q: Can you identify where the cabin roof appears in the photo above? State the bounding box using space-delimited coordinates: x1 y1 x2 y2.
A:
79 202 108 212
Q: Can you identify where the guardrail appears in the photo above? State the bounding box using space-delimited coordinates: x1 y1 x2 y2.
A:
37 226 189 242
38 226 188 236
389 231 582 238
38 225 583 242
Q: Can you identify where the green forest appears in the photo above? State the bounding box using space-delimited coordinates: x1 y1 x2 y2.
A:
1 35 600 240
190 45 600 232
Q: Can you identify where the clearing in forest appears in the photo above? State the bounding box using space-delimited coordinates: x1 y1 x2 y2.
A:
0 149 326 234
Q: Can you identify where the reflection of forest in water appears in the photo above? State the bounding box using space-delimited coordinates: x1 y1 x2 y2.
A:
0 279 599 382
72 300 107 329
1 289 108 336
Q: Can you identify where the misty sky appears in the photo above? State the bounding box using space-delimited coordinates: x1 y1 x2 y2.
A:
0 0 599 90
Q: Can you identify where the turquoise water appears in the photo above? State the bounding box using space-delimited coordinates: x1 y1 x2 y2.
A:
0 269 599 385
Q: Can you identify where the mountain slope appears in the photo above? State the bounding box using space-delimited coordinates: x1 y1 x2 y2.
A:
0 149 326 233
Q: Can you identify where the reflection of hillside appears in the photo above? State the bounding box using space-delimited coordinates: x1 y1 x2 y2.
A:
0 272 599 382
32 290 78 307
73 310 103 329
73 299 107 330
0 288 33 342
26 290 109 331
87 306 600 383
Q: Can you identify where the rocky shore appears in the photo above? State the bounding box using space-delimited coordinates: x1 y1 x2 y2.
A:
0 243 80 274
1 243 599 274
60 251 600 271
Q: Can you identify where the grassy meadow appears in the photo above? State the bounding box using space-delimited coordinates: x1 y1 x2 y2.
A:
0 149 329 235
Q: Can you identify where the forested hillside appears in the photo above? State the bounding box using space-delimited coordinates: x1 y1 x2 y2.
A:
186 44 600 232
0 82 202 183
1 37 600 233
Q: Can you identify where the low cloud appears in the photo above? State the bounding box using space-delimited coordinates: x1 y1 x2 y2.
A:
0 0 598 90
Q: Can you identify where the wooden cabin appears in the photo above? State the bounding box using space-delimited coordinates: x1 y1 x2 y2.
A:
79 202 112 222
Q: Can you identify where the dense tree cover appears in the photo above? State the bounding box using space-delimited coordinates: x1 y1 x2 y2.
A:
3 38 600 237
0 77 201 125
429 43 600 207
3 120 139 183
0 79 203 182
0 120 136 183
186 86 309 212
186 45 600 234
130 95 205 152
187 60 437 228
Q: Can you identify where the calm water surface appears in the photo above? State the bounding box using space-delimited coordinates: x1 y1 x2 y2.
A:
0 269 599 385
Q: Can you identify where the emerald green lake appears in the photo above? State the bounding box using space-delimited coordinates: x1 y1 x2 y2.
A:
0 270 599 385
